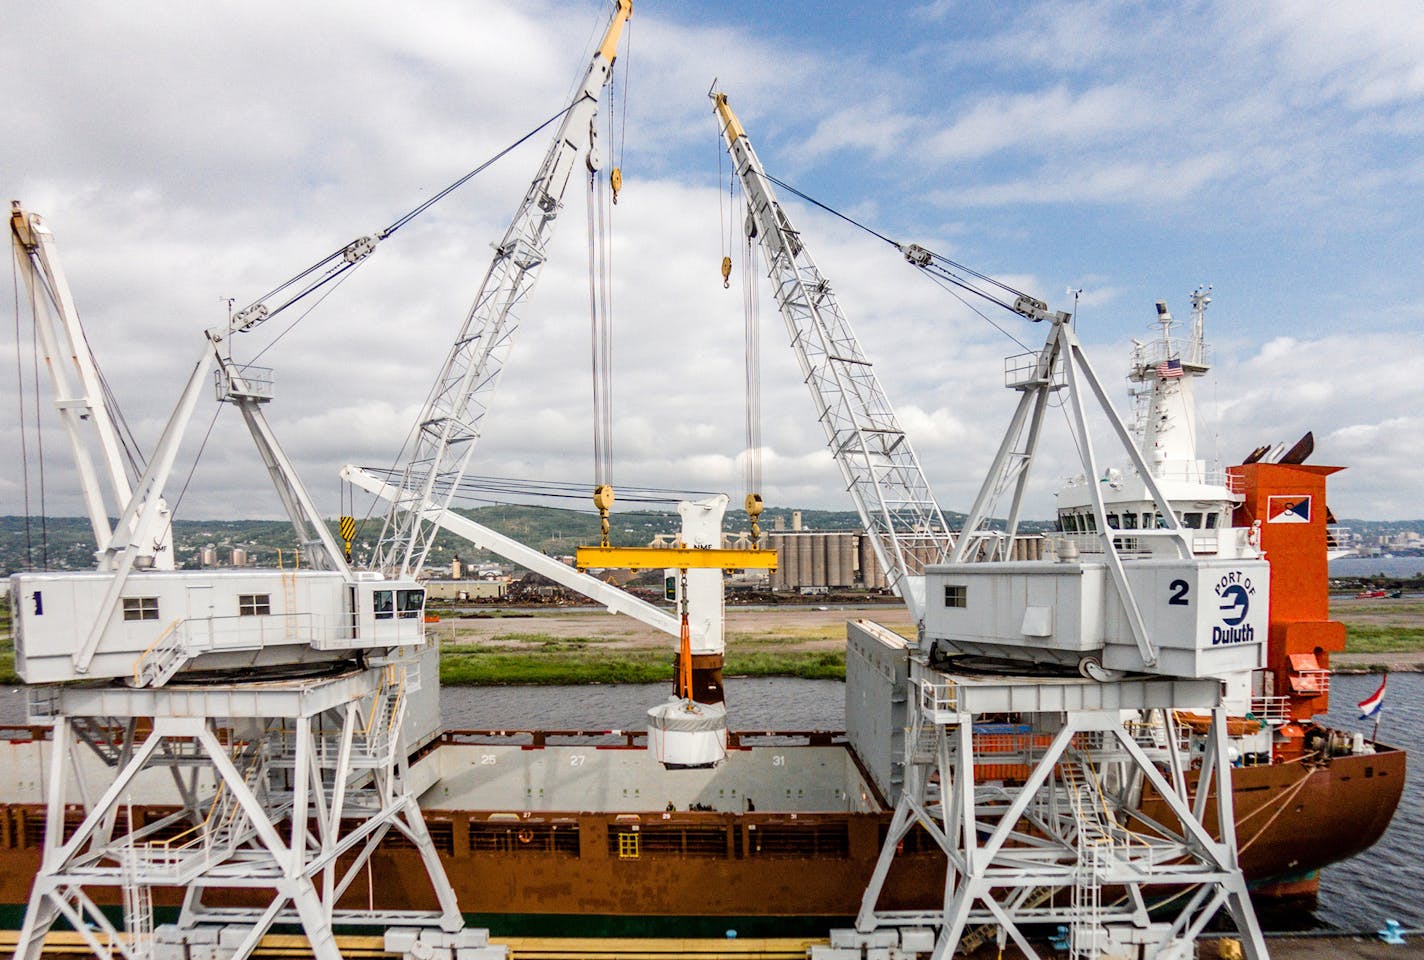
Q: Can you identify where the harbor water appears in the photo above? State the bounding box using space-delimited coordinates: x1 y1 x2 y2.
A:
1330 556 1424 579
0 673 1418 933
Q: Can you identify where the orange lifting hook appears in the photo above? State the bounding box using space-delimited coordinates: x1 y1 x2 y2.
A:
721 255 732 289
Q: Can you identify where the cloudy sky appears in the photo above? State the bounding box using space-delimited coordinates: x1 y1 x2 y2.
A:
4 0 1422 534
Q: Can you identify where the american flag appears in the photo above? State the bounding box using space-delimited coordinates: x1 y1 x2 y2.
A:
1156 358 1183 379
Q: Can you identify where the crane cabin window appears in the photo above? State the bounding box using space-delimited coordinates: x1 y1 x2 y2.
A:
122 597 160 622
238 594 272 616
374 590 394 620
397 589 425 619
943 584 967 608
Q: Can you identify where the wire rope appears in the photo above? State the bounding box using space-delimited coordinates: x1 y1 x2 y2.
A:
756 170 1047 350
158 399 224 551
741 195 763 503
233 104 574 351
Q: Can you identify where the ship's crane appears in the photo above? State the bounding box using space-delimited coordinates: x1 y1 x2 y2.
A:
362 0 633 582
710 91 953 623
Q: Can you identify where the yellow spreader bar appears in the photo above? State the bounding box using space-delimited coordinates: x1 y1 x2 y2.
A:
575 546 778 571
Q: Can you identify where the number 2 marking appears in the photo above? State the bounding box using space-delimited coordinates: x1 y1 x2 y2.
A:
1168 579 1190 606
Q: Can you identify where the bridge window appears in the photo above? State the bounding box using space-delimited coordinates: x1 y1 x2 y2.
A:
943 584 967 608
122 597 160 622
1121 512 1139 530
397 589 425 620
238 594 271 616
374 590 394 620
1184 512 1203 529
1205 512 1219 529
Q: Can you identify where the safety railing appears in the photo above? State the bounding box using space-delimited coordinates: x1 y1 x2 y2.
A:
1249 696 1291 725
132 619 188 688
125 741 267 882
1004 351 1066 390
918 678 960 719
214 363 274 402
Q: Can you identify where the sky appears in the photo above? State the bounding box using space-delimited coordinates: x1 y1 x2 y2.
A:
3 0 1422 534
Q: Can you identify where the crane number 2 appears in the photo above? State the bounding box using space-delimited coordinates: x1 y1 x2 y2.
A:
1168 579 1190 605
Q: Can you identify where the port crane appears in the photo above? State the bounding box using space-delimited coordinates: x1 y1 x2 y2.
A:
338 1 686 629
711 89 1270 960
8 197 478 960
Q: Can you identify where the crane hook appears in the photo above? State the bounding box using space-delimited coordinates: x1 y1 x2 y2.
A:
721 255 732 289
610 167 623 205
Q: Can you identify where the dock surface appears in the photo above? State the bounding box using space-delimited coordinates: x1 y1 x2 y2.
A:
2 931 1417 958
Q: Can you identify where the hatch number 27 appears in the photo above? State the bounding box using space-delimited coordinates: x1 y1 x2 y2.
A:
1168 579 1190 606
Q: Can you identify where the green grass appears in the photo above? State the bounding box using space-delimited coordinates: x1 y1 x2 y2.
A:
0 651 15 685
1344 624 1424 653
436 648 847 685
439 650 674 685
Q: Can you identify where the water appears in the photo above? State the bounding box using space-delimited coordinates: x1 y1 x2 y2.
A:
1315 671 1424 932
1330 556 1424 579
437 677 846 731
1 674 1416 932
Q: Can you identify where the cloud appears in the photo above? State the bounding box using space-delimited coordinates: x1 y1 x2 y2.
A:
3 0 1421 539
926 84 1149 162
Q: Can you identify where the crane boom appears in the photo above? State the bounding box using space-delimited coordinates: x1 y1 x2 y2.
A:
9 203 177 569
711 91 952 622
369 1 632 579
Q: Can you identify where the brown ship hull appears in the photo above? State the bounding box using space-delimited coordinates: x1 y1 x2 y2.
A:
0 738 1402 934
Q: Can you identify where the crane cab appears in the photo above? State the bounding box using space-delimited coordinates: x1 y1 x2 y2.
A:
340 578 427 651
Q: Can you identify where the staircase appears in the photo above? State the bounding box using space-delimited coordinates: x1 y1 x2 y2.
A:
131 620 191 688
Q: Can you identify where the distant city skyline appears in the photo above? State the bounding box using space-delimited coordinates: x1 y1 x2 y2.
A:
4 0 1421 528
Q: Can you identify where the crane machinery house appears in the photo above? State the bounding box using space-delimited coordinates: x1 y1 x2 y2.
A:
12 570 428 684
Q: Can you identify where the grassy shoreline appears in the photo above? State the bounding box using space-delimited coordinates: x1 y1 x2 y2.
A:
0 599 1418 686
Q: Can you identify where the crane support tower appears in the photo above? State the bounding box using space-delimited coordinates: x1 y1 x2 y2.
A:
713 93 1271 959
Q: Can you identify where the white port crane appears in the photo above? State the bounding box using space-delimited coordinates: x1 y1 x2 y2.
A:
362 0 633 582
710 92 1270 960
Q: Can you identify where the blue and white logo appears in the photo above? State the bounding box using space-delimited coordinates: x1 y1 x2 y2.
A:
1218 584 1250 625
1212 572 1256 646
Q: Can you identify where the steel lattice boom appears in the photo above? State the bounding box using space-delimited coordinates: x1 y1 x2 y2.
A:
371 1 632 579
711 91 952 621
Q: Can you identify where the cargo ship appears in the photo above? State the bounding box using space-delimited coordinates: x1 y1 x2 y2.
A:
0 6 1403 943
0 220 1404 942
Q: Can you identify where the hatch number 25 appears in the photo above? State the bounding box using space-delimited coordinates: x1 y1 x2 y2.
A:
1168 579 1190 606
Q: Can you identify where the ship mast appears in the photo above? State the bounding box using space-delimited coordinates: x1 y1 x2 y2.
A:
1130 288 1215 483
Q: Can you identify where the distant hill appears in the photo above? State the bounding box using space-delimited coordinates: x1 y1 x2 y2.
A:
8 506 1403 575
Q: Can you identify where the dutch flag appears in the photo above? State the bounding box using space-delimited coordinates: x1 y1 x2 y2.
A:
1358 676 1387 720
